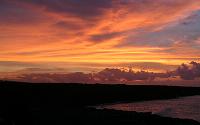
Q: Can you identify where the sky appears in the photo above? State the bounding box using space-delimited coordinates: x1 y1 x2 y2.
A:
1 0 200 75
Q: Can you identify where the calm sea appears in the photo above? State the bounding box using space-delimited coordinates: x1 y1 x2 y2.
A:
97 95 200 122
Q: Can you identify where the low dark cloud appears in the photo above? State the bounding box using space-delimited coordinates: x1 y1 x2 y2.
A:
176 61 200 80
11 61 200 83
95 68 156 82
16 68 172 83
17 72 93 83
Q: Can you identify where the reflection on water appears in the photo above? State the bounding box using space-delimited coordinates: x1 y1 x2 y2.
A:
97 96 200 122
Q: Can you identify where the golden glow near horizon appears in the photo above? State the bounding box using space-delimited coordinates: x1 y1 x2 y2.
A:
0 0 200 73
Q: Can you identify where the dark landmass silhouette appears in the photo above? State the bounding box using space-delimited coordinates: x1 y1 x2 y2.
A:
0 80 200 125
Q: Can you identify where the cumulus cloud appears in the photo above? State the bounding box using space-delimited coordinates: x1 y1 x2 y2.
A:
16 67 173 83
176 61 200 80
11 61 200 83
17 69 154 83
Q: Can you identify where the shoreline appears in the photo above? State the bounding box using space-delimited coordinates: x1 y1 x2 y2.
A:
0 81 200 125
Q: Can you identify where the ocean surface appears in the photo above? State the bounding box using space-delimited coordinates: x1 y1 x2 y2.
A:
97 95 200 122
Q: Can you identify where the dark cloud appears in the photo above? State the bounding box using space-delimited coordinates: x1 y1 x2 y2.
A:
0 0 47 25
89 32 123 42
18 72 93 83
95 68 156 82
16 68 164 83
17 0 113 20
176 61 200 80
53 21 83 30
3 61 200 82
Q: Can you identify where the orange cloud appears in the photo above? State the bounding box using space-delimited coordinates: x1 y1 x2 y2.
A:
0 0 200 73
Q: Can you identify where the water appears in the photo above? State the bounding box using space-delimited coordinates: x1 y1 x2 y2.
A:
97 96 200 122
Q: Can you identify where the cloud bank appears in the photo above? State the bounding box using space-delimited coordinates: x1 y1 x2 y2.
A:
7 61 198 83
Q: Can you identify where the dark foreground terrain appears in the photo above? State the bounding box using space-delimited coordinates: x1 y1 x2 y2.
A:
0 81 200 125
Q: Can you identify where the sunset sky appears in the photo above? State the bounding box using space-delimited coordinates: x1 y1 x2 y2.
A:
1 0 200 74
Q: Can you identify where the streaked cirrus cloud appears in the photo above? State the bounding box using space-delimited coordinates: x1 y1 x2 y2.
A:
0 0 200 74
